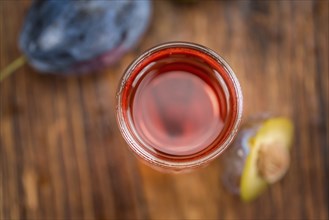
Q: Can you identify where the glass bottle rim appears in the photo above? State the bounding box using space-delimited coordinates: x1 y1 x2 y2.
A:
116 41 243 171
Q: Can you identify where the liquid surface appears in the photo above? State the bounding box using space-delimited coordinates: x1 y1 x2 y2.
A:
130 61 226 156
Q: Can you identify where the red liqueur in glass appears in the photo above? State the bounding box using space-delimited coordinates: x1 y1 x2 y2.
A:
117 42 243 172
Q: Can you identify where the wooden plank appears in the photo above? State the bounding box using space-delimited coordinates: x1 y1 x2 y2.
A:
0 0 328 219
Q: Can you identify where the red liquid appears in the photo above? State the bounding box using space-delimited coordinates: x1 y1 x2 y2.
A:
128 56 228 156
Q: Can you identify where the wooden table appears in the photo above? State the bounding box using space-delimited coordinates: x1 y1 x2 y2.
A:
1 1 328 219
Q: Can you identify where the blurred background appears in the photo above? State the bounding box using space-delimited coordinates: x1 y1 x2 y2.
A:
0 0 328 219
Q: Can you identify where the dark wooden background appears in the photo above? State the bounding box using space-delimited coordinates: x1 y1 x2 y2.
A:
1 1 328 219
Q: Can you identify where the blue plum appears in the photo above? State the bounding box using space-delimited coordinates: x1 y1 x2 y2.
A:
19 0 152 74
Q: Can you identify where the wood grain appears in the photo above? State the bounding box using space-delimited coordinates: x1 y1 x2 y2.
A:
1 1 328 219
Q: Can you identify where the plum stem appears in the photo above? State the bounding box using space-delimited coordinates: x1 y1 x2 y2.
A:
0 56 26 82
